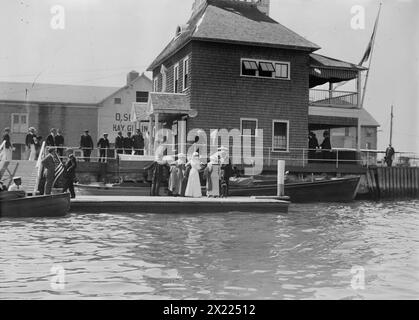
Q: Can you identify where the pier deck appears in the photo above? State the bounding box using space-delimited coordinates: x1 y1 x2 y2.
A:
70 196 290 214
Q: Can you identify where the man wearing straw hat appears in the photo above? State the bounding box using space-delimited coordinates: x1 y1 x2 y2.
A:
25 127 37 161
8 176 25 194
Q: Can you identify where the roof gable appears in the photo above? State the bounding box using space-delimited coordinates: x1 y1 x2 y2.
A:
148 0 320 70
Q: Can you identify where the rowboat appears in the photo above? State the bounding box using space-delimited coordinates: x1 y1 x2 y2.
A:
0 192 70 218
75 176 361 203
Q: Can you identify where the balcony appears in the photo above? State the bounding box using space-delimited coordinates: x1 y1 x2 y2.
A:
309 89 360 108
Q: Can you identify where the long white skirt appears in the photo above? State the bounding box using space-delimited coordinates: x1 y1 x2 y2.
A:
185 168 202 198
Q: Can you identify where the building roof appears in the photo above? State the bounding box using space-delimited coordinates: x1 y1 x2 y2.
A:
0 82 118 105
148 0 320 70
309 106 380 127
309 54 367 88
148 93 192 114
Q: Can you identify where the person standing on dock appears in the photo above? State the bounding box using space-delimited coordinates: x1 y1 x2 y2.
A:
133 129 145 155
1 127 13 161
124 131 134 155
41 148 56 195
46 128 57 147
25 127 37 161
176 153 187 197
55 129 65 159
320 131 332 160
80 130 94 162
115 131 124 156
62 149 77 199
308 132 319 163
144 153 167 196
185 152 202 198
385 144 395 167
205 154 220 198
97 133 110 163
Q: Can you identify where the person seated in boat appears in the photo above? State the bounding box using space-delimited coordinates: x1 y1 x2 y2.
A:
0 181 8 192
8 177 26 194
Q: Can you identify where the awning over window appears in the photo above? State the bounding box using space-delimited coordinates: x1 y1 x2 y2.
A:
243 60 258 71
259 62 275 72
309 53 367 88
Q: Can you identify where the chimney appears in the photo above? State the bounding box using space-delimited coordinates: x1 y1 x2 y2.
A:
256 0 270 16
127 70 140 85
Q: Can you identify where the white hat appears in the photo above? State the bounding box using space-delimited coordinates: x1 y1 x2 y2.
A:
177 153 186 158
13 176 22 181
218 146 228 152
193 152 199 157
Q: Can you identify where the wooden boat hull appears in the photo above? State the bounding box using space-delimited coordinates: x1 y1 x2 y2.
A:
229 177 361 203
0 193 70 218
75 177 360 203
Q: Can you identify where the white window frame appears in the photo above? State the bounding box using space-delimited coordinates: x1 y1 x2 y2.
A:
240 118 259 137
153 77 159 92
272 120 290 153
183 56 190 91
11 113 28 133
173 63 180 93
240 58 291 80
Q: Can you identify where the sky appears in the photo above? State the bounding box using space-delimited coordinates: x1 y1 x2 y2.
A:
0 0 417 153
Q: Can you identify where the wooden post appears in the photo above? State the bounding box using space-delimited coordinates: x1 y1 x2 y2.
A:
277 160 285 197
179 120 186 155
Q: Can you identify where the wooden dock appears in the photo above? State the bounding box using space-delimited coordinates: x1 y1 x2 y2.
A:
70 196 290 214
365 167 419 199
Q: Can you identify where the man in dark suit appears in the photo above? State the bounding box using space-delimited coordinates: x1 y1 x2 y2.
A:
124 131 134 154
115 131 124 155
80 130 94 162
55 129 65 158
97 133 110 163
46 128 57 147
62 149 77 198
133 129 145 155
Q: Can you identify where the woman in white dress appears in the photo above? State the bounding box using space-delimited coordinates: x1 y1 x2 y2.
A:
185 152 202 198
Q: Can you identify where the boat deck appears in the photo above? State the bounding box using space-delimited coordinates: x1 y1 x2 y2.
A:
70 196 290 214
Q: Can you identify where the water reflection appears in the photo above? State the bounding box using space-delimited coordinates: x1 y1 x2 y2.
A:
0 201 418 299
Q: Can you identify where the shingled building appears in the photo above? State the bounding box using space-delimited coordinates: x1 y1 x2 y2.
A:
137 0 378 166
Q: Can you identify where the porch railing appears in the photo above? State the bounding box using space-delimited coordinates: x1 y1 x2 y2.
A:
309 89 359 108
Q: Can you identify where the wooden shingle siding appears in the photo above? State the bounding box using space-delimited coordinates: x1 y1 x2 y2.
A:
188 41 309 163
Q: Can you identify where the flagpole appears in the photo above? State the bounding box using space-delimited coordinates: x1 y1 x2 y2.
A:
360 3 382 108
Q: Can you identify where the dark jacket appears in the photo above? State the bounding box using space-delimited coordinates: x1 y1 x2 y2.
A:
2 134 11 148
55 134 64 147
132 134 145 149
321 137 332 150
115 136 124 149
123 136 134 149
97 138 110 149
25 133 35 147
41 153 55 171
46 134 56 147
64 155 77 180
80 135 94 149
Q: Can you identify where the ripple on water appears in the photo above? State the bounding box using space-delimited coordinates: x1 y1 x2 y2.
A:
0 200 418 299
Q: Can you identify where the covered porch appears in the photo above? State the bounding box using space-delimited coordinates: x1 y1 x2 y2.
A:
131 93 197 156
309 53 367 109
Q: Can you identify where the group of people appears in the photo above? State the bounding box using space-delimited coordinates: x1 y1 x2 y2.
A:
114 129 146 156
145 148 233 198
308 131 332 162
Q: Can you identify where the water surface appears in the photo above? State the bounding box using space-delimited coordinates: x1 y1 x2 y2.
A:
0 201 418 299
